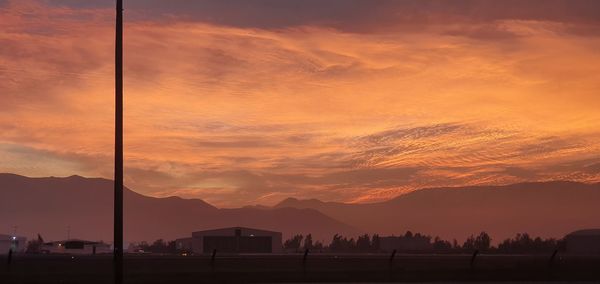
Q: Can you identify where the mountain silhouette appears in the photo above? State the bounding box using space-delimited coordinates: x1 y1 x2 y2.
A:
275 181 600 242
3 173 599 244
0 173 358 242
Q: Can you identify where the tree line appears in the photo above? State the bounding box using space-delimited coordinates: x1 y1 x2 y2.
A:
283 231 565 254
23 231 565 254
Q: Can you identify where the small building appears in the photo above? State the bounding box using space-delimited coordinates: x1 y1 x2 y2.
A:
41 239 111 255
565 229 600 255
0 234 27 254
176 227 282 254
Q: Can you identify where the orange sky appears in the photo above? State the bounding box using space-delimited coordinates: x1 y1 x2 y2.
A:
1 0 600 207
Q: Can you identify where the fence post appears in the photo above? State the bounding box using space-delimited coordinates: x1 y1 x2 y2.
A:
211 249 217 266
470 250 479 270
6 249 12 272
548 249 558 269
302 249 309 265
387 249 398 281
302 249 309 278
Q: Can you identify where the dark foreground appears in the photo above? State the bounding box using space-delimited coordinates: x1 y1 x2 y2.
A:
2 253 600 283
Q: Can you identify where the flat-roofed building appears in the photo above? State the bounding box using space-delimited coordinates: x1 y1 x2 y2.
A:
0 234 27 254
176 227 282 254
566 229 600 255
41 239 111 255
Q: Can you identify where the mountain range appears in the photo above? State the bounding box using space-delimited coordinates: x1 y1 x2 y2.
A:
275 181 600 242
1 173 599 243
0 173 358 242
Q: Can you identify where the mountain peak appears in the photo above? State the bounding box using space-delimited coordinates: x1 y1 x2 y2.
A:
66 174 85 179
275 197 327 208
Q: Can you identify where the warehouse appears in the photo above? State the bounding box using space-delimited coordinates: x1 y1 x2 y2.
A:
565 229 600 255
0 234 27 254
176 227 282 254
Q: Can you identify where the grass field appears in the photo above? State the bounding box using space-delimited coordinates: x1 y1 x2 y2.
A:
2 253 600 283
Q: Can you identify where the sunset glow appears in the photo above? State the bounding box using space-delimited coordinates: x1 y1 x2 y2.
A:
2 0 600 207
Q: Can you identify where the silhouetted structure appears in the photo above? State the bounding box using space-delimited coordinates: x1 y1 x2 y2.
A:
565 229 600 255
0 234 26 254
176 227 282 254
40 239 111 255
114 0 124 283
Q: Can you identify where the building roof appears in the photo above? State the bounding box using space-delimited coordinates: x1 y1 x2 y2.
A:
43 239 105 245
193 226 281 235
567 229 600 237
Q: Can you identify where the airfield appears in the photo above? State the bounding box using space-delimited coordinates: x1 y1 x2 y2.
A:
2 253 600 283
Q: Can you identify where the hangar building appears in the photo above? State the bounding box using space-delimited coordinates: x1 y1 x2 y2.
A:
565 229 600 255
176 227 282 254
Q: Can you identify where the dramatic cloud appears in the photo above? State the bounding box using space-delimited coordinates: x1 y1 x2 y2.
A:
32 0 600 33
1 0 600 207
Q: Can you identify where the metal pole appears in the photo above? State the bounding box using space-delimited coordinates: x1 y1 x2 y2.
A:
114 0 124 283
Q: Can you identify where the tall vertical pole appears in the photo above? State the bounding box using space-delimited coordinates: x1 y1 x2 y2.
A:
114 0 124 283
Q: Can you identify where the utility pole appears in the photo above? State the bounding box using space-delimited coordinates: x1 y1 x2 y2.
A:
114 0 124 283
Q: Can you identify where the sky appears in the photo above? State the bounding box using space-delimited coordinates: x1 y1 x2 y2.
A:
1 0 600 208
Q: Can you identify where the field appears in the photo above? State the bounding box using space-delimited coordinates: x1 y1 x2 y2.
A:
2 253 600 283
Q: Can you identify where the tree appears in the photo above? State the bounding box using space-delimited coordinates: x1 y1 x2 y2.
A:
313 241 324 252
474 232 491 250
329 234 343 252
452 239 460 250
371 234 381 252
284 234 303 251
304 234 313 250
433 236 452 251
463 235 476 250
150 239 168 253
137 241 150 252
329 234 357 252
167 240 177 253
463 232 491 251
347 237 357 251
497 233 559 254
356 234 371 252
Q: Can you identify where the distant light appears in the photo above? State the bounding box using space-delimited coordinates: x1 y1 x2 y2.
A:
250 234 254 237
58 243 62 247
12 236 16 240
